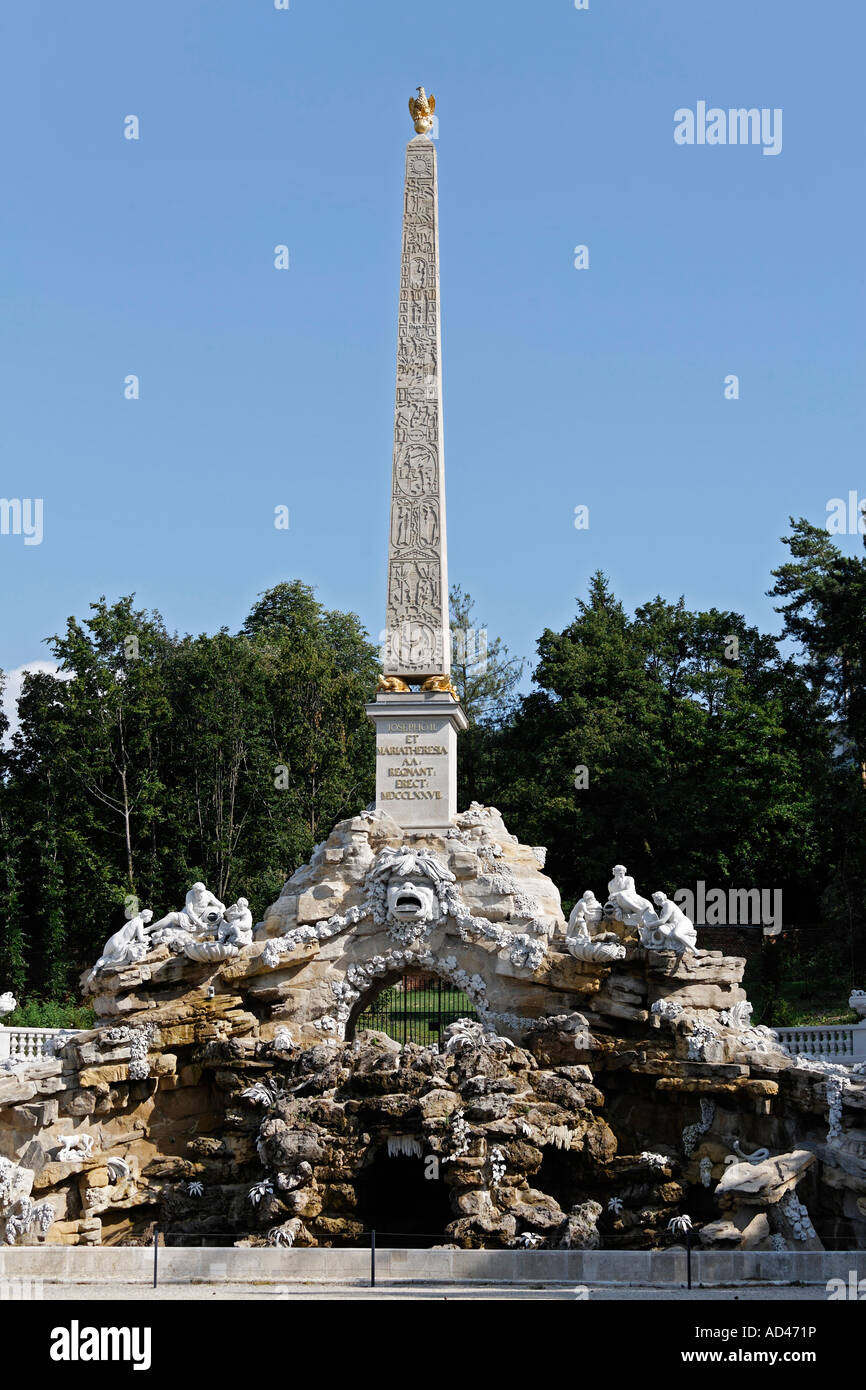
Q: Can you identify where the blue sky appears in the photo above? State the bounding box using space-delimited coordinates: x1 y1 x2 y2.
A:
1 0 863 711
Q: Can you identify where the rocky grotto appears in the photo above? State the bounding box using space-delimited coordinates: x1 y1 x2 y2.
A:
1 802 865 1253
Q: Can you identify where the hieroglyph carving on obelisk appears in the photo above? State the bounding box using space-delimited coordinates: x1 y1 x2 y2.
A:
384 121 450 683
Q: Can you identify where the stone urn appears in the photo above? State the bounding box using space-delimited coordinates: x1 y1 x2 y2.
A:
849 990 866 1020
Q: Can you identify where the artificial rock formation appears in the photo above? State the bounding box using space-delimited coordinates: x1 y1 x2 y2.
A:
0 804 865 1250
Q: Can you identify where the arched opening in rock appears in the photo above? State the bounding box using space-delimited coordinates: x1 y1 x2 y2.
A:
347 969 478 1046
354 1143 455 1247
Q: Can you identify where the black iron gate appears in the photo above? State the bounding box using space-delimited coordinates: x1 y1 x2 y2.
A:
352 971 477 1046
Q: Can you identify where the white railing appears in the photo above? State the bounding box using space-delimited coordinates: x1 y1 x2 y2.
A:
775 1023 866 1064
0 1027 82 1062
2 1021 864 1065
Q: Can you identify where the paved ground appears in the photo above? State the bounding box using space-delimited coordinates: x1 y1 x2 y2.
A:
32 1282 834 1301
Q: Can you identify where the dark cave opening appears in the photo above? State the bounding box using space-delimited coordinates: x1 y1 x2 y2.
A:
536 1145 585 1214
354 1145 455 1247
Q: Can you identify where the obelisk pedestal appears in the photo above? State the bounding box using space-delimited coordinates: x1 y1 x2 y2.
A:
367 691 468 832
367 92 468 833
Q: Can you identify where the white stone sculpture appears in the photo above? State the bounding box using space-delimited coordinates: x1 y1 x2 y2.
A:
5 1196 55 1245
444 1019 486 1053
507 934 547 970
128 1027 153 1080
88 909 154 980
241 1080 284 1108
146 885 254 964
0 992 16 1021
57 1134 95 1162
638 893 697 955
276 1164 312 1193
732 1141 771 1165
489 1147 507 1186
183 938 238 963
651 998 683 1023
248 1180 273 1206
272 1027 294 1053
720 1000 753 1030
387 1136 423 1158
369 845 454 943
566 917 626 964
0 1157 36 1245
568 891 604 930
0 1157 18 1205
105 1158 130 1183
443 1109 471 1163
187 1181 204 1197
826 1075 845 1143
605 866 651 926
682 1098 715 1156
700 1157 713 1187
101 1023 152 1079
736 1022 782 1055
150 882 226 938
667 1214 694 1237
780 1193 816 1241
546 1126 572 1150
685 1021 720 1061
849 989 866 1019
218 898 253 947
607 1197 623 1214
185 896 255 961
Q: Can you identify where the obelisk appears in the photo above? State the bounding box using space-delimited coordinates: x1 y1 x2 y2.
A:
366 89 467 833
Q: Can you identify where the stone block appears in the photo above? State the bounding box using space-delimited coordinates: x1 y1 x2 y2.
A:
297 882 350 923
654 983 747 1010
419 1088 461 1121
261 895 299 938
0 1079 37 1106
18 1138 49 1177
715 1150 815 1207
79 1064 129 1087
33 1160 81 1190
448 848 479 879
82 1167 110 1189
16 1100 58 1129
150 1053 177 1077
539 956 605 995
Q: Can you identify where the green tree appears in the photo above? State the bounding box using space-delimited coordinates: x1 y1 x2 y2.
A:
770 518 866 780
1 581 380 998
0 671 28 993
476 571 826 919
770 519 866 967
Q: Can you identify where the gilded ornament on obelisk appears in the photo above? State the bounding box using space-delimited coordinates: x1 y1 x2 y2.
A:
408 86 436 135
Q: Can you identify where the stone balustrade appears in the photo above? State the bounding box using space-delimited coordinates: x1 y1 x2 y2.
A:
0 1026 81 1062
775 1022 866 1064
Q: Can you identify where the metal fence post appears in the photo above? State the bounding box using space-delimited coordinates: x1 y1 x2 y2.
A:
152 1223 159 1289
370 1229 376 1289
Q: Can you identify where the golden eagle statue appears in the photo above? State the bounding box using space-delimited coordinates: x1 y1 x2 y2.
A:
408 87 436 135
